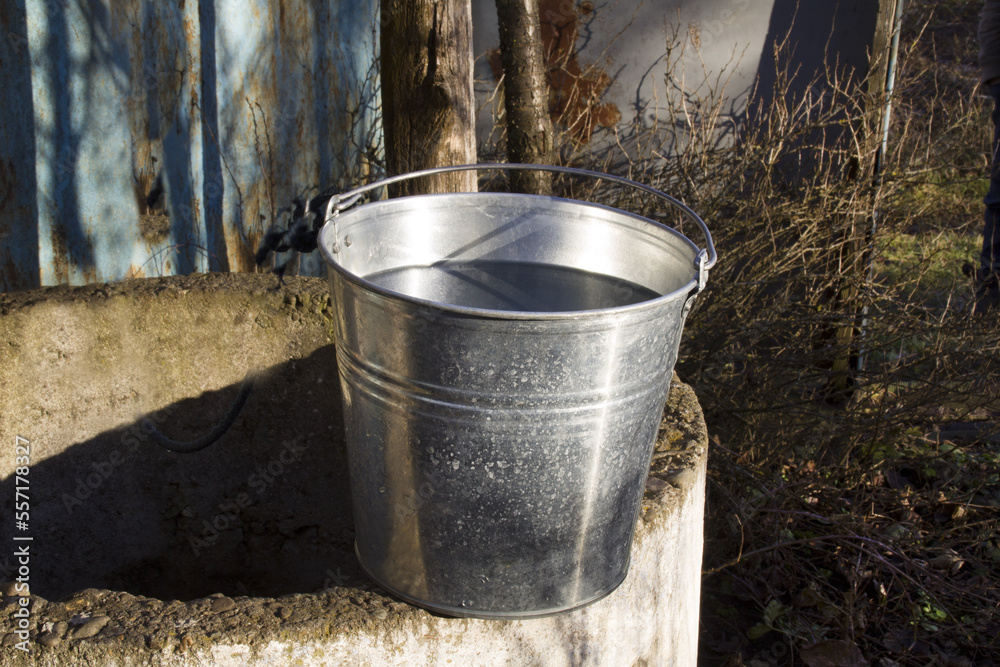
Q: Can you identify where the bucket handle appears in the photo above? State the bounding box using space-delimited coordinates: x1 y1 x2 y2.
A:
322 163 717 294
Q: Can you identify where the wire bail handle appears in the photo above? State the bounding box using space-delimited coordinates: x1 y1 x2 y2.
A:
323 163 716 295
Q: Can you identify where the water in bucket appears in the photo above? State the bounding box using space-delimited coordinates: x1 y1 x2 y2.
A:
364 261 660 312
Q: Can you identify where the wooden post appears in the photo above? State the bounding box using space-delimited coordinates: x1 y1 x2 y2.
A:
381 0 477 195
495 0 554 194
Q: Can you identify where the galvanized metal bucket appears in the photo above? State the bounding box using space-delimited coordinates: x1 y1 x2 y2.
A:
317 164 716 619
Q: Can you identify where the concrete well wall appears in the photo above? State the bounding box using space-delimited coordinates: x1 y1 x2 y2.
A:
0 274 706 666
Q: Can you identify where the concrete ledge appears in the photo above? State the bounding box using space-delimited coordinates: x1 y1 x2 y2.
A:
0 274 706 665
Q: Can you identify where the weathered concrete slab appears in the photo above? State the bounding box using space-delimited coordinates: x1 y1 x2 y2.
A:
0 274 706 665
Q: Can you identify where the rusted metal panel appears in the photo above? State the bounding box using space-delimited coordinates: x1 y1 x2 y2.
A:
27 0 143 287
0 0 379 291
194 0 381 277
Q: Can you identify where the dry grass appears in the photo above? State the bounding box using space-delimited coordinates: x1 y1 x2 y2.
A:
486 0 1000 663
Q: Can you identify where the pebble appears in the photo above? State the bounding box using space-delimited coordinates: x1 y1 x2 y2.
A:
210 597 236 613
1 582 26 597
38 632 61 647
372 609 388 620
645 476 671 493
72 615 110 639
65 595 91 611
666 468 698 490
103 623 126 638
53 621 68 638
1 634 17 646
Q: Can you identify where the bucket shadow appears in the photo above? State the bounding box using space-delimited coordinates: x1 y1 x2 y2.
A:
0 345 365 602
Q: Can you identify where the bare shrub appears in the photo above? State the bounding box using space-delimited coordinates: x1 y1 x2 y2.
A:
509 3 1000 662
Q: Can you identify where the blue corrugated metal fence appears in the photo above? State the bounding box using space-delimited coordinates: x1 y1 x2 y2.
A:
0 0 380 291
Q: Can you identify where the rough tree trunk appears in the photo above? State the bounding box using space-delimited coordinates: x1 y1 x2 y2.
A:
495 0 554 194
381 0 477 195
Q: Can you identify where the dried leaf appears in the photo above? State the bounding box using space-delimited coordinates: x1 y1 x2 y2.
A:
933 503 963 523
882 522 910 541
928 550 964 573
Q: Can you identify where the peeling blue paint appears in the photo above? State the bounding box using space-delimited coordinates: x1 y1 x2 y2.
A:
0 0 380 291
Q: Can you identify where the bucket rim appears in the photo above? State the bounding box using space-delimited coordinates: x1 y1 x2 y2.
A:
318 191 701 320
325 163 717 273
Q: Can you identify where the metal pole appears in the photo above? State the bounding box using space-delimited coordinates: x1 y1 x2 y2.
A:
854 0 906 374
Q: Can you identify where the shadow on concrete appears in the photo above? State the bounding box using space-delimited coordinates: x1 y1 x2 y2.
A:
0 345 365 602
